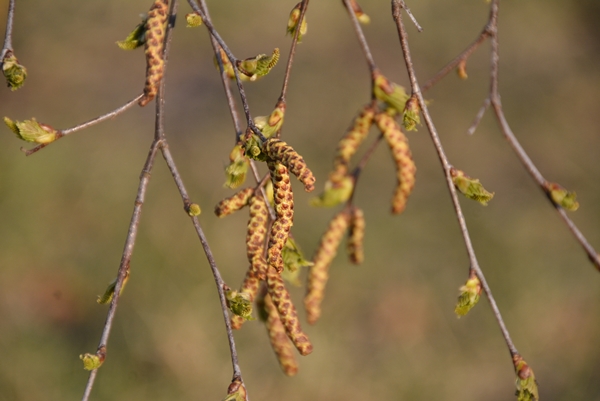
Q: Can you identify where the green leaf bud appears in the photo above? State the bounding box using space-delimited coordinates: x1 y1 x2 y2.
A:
2 53 27 91
545 182 579 211
4 117 58 144
450 167 494 206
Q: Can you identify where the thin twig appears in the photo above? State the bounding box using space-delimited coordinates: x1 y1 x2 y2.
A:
421 28 491 93
467 97 490 135
391 0 519 357
81 2 179 400
1 0 15 60
188 0 256 132
397 0 422 32
279 0 310 103
23 94 143 156
342 0 377 75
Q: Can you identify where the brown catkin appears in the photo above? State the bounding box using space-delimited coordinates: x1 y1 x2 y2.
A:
267 161 294 274
266 266 313 356
347 206 365 264
263 138 316 192
246 194 269 279
214 187 254 217
331 104 376 182
263 294 299 376
231 266 261 330
304 210 351 325
139 0 169 107
374 113 416 214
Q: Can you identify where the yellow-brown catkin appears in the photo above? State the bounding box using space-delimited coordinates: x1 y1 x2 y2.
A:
267 161 294 274
263 294 299 376
139 0 169 107
305 210 351 325
214 187 254 217
246 194 269 279
263 138 316 192
347 206 365 264
231 266 261 330
374 112 416 215
331 104 376 182
266 266 313 356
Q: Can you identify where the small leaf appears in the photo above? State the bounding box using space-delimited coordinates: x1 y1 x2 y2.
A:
451 167 494 206
310 175 354 208
287 3 308 41
513 354 539 401
254 101 286 138
80 349 105 371
237 49 280 81
4 117 58 144
546 182 579 211
282 237 313 287
2 53 27 91
225 290 254 321
454 271 481 317
402 95 421 131
97 271 130 305
116 15 147 50
187 203 201 217
373 70 409 115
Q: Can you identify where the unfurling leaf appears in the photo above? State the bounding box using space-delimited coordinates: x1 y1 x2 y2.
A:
282 237 313 287
345 0 370 24
287 3 308 41
254 100 286 138
223 378 247 401
185 13 203 28
513 354 539 401
214 47 249 81
4 117 58 144
402 95 421 131
450 167 494 206
226 289 254 321
373 70 409 115
116 15 147 50
454 270 481 317
186 203 201 217
2 53 27 90
545 182 579 211
311 175 354 208
237 48 280 81
80 347 106 371
97 271 130 305
224 143 250 188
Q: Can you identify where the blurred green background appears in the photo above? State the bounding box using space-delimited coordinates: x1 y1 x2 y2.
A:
1 0 599 400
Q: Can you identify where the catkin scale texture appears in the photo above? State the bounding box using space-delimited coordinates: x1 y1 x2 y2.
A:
263 138 315 192
331 105 375 182
374 113 416 214
348 206 365 264
246 194 269 279
304 210 351 325
267 161 294 273
139 0 169 107
214 187 254 217
263 294 299 376
267 267 313 355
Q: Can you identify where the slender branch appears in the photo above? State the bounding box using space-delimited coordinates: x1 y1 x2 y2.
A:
467 97 490 135
342 0 377 75
391 0 519 357
1 0 15 59
421 29 491 93
482 0 600 270
81 138 162 401
81 2 179 399
279 0 310 103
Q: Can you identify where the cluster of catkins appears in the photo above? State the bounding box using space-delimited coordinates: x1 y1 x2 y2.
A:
216 122 316 375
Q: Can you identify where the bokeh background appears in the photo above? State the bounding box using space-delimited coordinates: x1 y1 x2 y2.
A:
1 0 599 400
